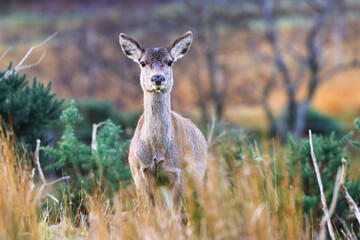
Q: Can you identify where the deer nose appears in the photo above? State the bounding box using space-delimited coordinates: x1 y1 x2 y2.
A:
151 75 165 86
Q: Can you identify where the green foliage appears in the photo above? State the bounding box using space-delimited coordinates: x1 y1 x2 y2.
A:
71 99 141 143
42 100 131 214
0 62 63 149
212 121 248 169
304 109 342 136
350 117 360 149
288 130 360 226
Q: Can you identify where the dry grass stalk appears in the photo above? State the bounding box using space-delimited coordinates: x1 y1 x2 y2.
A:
340 158 360 225
308 129 335 240
0 127 38 239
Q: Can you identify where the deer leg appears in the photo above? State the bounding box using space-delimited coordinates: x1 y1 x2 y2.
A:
172 178 187 226
129 160 156 206
140 167 156 206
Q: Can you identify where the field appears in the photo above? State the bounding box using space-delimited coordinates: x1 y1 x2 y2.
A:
0 126 306 239
1 120 360 239
1 0 360 239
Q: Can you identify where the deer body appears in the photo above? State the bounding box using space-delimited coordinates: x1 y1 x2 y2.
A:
119 32 207 219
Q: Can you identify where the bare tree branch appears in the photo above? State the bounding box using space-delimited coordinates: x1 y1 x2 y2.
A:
34 139 70 203
262 66 277 127
305 0 328 13
309 130 336 240
16 50 47 72
294 59 309 84
46 176 71 186
338 216 357 239
262 0 296 103
43 193 60 203
320 60 360 81
14 32 57 72
280 34 306 63
318 169 341 240
340 158 360 225
0 47 13 61
91 121 107 152
35 139 46 185
304 0 331 103
0 32 57 82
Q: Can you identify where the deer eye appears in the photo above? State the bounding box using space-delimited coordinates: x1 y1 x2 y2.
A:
140 61 146 67
168 61 173 67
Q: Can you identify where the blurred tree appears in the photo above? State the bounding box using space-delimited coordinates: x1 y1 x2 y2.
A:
198 0 226 120
184 0 249 121
260 0 360 141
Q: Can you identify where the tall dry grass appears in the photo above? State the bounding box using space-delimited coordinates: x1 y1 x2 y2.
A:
83 144 309 240
0 126 311 239
0 127 38 240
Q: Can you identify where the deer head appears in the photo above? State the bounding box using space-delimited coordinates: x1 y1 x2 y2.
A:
119 31 193 94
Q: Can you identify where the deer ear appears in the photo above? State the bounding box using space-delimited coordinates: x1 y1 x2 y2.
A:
119 33 144 62
169 31 193 61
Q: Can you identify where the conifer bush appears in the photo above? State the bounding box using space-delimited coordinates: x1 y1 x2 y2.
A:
0 62 63 149
74 99 141 142
288 129 360 229
42 100 131 215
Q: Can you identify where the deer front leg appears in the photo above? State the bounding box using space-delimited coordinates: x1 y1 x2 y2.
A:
129 155 156 206
133 168 156 206
140 167 156 206
171 175 187 226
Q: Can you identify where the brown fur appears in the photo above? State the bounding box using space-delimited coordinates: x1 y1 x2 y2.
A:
142 48 169 66
119 31 207 224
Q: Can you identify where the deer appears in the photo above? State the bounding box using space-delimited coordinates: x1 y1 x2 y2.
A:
119 31 207 224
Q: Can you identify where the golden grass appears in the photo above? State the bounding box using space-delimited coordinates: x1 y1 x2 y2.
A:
0 128 312 240
80 153 308 240
0 128 38 240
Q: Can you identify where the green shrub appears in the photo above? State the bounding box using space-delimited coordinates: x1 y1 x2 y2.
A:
305 109 342 136
67 98 141 143
42 100 131 215
270 108 342 140
211 121 249 170
0 62 63 149
288 130 360 229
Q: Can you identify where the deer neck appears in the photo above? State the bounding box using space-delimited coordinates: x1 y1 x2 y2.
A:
143 91 173 148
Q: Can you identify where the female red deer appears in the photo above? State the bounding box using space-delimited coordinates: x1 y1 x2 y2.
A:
119 31 207 224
